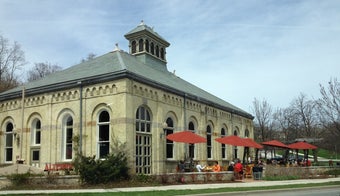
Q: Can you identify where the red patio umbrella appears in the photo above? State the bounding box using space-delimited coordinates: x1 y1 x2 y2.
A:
215 135 249 146
261 140 289 148
288 141 317 164
243 138 263 149
166 130 206 144
288 141 317 150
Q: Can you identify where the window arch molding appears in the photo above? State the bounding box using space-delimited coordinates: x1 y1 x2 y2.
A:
206 121 214 159
220 124 228 159
1 117 15 163
163 111 178 159
135 105 153 174
27 113 43 146
57 108 76 161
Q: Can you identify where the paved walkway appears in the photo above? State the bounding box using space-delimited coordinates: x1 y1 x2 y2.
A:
1 177 340 195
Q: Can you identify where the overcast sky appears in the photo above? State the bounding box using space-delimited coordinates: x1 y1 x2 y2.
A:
1 0 339 113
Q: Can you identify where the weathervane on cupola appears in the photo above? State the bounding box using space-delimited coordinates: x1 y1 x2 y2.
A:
124 20 170 70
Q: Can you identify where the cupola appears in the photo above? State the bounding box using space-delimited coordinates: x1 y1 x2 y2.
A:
124 21 170 71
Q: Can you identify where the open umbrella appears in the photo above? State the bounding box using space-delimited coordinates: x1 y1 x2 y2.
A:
261 140 289 148
166 130 206 144
243 138 263 149
215 135 249 147
288 141 318 164
288 141 317 150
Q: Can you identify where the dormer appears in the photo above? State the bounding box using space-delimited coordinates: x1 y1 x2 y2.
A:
124 21 170 71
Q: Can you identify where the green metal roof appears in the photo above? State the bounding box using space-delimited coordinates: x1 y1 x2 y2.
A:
0 49 253 119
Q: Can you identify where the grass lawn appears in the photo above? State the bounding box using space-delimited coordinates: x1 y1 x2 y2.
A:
5 181 340 196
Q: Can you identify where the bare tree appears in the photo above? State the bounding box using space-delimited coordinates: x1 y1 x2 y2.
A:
26 62 62 82
273 107 298 143
0 35 26 92
316 78 340 152
290 93 318 139
251 98 275 142
80 53 96 63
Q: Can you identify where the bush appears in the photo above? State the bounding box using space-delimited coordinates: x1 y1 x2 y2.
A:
7 172 30 186
324 169 340 176
77 152 130 184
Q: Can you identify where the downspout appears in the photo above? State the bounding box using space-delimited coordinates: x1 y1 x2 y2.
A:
20 87 25 160
78 81 83 155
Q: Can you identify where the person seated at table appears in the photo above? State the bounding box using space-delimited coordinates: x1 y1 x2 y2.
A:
195 161 206 172
213 161 221 172
227 161 234 171
234 159 243 179
177 160 185 172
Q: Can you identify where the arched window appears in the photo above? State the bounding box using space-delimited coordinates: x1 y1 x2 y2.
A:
206 125 212 159
245 129 250 137
131 41 136 54
221 128 226 159
135 106 152 174
31 119 41 145
233 129 238 159
138 39 144 52
98 111 110 158
156 45 159 57
160 48 165 60
145 40 149 52
165 117 174 159
150 42 154 55
5 122 13 162
188 122 195 159
63 116 73 160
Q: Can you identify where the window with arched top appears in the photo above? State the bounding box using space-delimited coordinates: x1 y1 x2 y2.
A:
165 117 174 159
5 122 13 162
145 40 149 52
150 42 154 55
131 41 137 54
156 45 159 57
138 39 143 52
160 48 165 60
206 125 212 159
135 106 152 174
221 128 226 159
188 121 195 159
245 129 250 138
97 111 110 158
63 116 73 160
31 119 41 145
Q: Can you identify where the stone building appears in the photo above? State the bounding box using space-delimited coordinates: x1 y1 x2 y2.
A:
0 22 254 174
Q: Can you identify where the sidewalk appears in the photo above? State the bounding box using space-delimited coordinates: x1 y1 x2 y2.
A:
1 177 340 195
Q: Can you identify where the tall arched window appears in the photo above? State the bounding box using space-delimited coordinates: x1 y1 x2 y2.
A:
5 122 13 162
221 128 226 159
135 106 152 174
131 41 136 54
63 116 73 160
188 122 195 159
31 119 41 145
156 45 159 57
98 111 110 158
145 40 149 52
206 125 212 159
138 39 144 52
233 129 238 159
150 42 154 55
160 48 165 60
165 117 174 159
245 129 250 138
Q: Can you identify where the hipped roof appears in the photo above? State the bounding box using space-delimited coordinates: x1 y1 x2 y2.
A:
0 49 253 119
